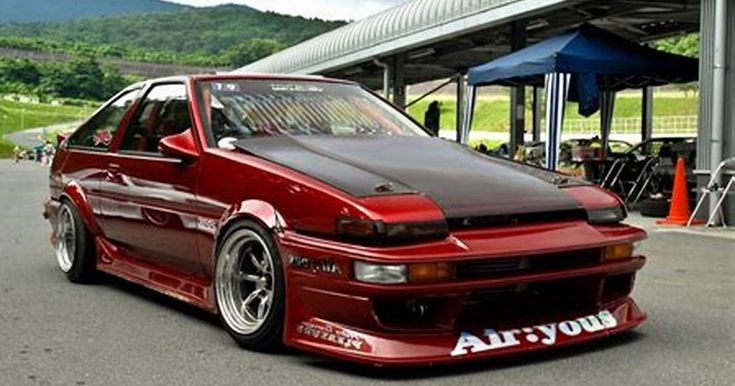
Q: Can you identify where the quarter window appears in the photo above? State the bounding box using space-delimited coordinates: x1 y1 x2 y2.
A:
119 84 192 153
67 90 138 150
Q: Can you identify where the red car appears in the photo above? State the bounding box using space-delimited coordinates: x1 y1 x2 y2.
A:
44 74 646 366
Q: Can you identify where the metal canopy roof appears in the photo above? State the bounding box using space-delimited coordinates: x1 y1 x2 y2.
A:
237 0 700 89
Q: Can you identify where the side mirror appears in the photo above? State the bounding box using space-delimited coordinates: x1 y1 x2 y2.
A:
158 128 199 163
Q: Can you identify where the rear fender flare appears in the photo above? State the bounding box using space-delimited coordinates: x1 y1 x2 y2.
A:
60 182 102 236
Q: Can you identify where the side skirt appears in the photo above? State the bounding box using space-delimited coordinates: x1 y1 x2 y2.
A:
95 237 216 313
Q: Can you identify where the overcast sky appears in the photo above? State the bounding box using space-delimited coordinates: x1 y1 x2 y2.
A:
168 0 408 21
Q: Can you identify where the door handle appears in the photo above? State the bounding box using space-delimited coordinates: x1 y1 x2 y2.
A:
106 163 121 180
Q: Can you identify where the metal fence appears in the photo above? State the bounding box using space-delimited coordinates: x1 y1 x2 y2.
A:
555 115 698 135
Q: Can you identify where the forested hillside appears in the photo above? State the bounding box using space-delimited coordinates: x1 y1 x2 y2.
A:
0 5 345 67
0 0 185 23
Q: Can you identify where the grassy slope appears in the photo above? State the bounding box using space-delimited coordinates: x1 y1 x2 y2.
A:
0 99 95 157
407 94 699 131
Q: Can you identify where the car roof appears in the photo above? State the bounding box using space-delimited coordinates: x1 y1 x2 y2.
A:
128 73 356 90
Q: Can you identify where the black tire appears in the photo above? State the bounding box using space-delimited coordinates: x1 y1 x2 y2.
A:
214 220 285 352
55 200 97 283
639 198 671 218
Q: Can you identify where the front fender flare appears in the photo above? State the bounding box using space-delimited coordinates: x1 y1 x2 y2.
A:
214 199 287 248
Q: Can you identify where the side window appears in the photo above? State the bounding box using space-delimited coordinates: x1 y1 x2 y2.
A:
119 84 192 153
67 90 138 150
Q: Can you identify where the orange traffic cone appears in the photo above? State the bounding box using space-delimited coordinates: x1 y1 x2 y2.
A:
657 157 702 225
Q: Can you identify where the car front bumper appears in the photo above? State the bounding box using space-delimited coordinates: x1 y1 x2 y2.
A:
276 220 647 365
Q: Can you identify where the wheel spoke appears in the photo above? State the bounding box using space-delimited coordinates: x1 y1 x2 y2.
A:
249 252 266 273
240 300 255 320
256 293 269 319
261 255 272 274
233 271 261 283
244 274 261 283
242 289 262 309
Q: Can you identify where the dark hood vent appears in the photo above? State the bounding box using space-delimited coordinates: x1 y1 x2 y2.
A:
447 209 587 230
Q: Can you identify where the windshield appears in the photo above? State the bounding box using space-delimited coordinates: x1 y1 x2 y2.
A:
196 79 428 147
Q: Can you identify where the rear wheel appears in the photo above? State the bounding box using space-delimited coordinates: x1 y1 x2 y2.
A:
55 201 96 283
215 221 285 351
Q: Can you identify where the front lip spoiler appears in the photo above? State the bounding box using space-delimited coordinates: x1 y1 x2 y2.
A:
288 297 646 367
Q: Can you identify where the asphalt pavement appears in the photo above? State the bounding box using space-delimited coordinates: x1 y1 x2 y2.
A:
0 160 732 386
4 128 45 148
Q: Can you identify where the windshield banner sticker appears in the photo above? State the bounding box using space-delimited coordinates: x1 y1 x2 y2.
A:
450 310 618 357
270 83 324 93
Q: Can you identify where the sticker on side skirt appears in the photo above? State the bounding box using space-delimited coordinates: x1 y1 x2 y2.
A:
450 310 618 357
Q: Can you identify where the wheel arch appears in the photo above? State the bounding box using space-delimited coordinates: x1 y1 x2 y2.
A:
214 199 287 254
59 182 102 236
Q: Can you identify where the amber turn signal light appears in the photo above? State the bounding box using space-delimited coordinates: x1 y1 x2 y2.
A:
602 243 634 261
408 262 455 283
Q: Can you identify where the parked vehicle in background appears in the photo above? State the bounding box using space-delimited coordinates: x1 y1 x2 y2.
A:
602 137 697 216
44 74 647 365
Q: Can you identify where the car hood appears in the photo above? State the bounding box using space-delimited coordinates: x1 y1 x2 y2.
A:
233 136 584 218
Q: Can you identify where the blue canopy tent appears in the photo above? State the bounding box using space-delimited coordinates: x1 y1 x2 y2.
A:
462 24 699 169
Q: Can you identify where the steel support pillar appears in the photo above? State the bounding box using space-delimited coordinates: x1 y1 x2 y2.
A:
532 86 542 142
697 0 733 224
641 87 653 142
391 55 406 109
509 22 526 156
456 73 466 142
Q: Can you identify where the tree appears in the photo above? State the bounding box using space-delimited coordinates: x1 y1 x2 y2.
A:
224 38 285 67
0 58 42 85
656 33 700 96
65 57 105 100
656 33 699 58
101 64 129 98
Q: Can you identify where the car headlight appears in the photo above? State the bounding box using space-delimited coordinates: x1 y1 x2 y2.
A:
353 261 407 284
587 205 627 224
336 217 448 244
353 261 456 284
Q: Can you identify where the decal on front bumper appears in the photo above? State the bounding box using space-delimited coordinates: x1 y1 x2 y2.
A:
451 310 618 357
296 319 371 353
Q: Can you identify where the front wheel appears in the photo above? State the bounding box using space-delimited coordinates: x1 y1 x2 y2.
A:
215 221 285 351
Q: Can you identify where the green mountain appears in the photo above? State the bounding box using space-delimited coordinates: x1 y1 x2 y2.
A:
0 0 187 24
0 5 344 66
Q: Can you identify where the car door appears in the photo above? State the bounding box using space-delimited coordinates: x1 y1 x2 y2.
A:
64 88 140 233
103 83 203 275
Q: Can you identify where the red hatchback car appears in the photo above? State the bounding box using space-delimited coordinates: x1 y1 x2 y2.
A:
44 74 647 365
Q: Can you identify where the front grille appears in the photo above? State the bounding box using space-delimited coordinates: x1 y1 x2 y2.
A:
447 209 586 230
458 277 603 329
457 248 602 280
